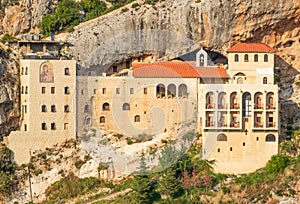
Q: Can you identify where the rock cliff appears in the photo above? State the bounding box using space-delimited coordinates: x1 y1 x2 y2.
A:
0 47 20 138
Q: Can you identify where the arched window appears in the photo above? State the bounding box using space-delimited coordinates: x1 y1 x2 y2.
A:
206 92 214 108
156 84 166 98
25 67 28 75
102 103 110 111
64 86 70 94
21 86 24 94
25 86 28 94
242 92 251 116
234 54 239 62
100 116 105 124
217 134 227 141
122 103 130 110
200 54 204 66
237 77 243 84
134 115 140 122
266 134 276 142
64 67 70 75
264 54 268 62
41 105 47 112
230 92 238 109
21 67 24 75
167 84 176 98
64 105 70 112
263 77 267 84
254 54 258 62
84 104 90 113
244 54 249 62
178 84 188 97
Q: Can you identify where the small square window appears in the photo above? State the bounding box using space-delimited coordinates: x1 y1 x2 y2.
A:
64 105 70 113
243 142 245 146
102 88 106 94
42 87 46 94
94 89 97 94
256 137 259 141
116 88 120 94
130 88 134 94
144 88 147 94
230 147 233 151
51 105 56 112
217 148 220 152
51 87 55 94
65 87 70 94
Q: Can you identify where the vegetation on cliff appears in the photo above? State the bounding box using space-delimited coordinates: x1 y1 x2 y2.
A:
39 129 299 203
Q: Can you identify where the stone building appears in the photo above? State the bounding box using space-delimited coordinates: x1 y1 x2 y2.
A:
7 41 76 164
7 42 279 174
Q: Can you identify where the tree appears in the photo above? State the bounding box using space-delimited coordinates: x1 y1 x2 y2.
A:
159 168 182 198
158 146 184 170
137 149 149 175
39 14 58 36
55 0 80 27
133 175 155 204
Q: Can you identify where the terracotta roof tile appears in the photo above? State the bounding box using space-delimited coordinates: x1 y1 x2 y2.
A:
227 43 276 53
132 61 228 78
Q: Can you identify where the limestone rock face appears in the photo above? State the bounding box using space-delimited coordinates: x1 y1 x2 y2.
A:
65 0 300 69
0 49 20 138
1 0 55 36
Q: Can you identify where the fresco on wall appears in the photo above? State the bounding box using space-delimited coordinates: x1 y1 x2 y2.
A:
40 61 54 83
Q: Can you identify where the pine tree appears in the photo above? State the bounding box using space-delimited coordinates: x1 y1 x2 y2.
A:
159 168 182 198
133 175 155 204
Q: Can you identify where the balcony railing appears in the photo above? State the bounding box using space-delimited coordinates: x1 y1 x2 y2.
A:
218 121 228 127
218 104 228 109
206 121 215 127
231 103 240 109
206 103 215 109
267 122 276 128
230 121 240 128
254 103 264 109
254 122 264 128
266 104 275 110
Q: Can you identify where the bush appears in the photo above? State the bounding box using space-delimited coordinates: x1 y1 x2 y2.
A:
1 34 14 43
34 169 43 176
75 159 85 169
127 138 133 145
131 3 140 8
266 154 291 174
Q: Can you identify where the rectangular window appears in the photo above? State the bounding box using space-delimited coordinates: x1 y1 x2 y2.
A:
42 123 47 130
64 123 69 130
24 124 27 132
113 66 117 73
51 105 56 112
64 87 70 94
116 88 120 94
51 123 56 130
42 87 46 94
51 87 55 94
24 105 27 114
94 89 97 94
144 88 147 94
130 88 134 94
102 88 106 94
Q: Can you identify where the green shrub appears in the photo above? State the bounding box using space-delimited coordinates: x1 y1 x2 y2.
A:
127 138 133 145
266 154 291 174
75 159 85 169
131 3 140 8
34 169 43 176
1 34 14 43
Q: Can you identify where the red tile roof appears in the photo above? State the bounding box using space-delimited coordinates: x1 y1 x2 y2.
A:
227 43 276 53
132 61 228 78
